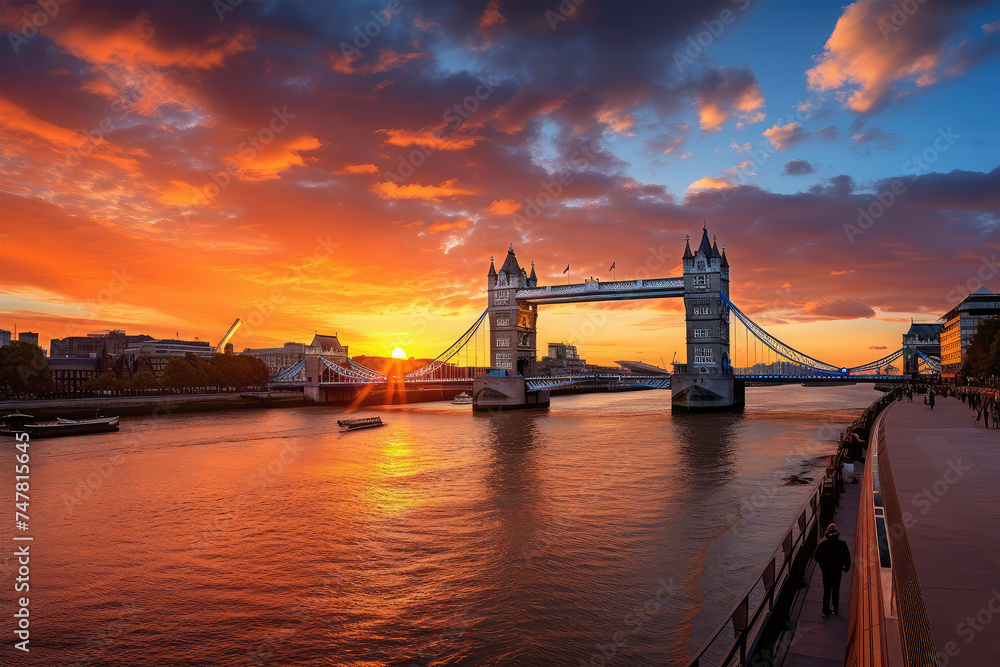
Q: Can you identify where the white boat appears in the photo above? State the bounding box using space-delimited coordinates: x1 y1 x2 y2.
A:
451 391 473 404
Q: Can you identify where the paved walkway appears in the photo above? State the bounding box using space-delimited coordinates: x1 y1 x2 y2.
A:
880 397 1000 666
780 462 862 666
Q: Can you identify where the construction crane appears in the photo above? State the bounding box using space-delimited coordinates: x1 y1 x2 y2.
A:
216 318 242 353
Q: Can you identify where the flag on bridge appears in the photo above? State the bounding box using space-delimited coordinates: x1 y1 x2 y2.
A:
563 264 569 274
608 261 615 271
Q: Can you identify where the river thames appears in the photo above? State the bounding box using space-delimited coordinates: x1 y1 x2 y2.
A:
6 384 876 665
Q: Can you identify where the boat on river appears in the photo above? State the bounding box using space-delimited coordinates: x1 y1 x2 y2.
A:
1 413 120 438
451 392 473 405
337 416 385 431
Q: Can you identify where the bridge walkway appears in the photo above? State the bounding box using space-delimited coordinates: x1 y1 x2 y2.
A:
779 460 862 666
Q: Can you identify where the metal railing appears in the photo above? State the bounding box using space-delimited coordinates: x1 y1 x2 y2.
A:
686 488 822 666
688 392 898 666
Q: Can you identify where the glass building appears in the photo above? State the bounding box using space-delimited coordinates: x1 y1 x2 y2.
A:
938 287 1000 377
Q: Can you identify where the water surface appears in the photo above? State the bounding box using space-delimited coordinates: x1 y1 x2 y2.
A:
4 385 874 665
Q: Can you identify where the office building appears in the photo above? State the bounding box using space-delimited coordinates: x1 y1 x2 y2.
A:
938 287 1000 377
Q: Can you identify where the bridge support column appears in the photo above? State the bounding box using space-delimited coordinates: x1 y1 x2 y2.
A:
671 374 744 412
472 375 549 411
304 384 327 403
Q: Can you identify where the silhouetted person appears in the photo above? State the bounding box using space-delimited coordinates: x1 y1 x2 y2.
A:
928 390 935 410
814 523 851 619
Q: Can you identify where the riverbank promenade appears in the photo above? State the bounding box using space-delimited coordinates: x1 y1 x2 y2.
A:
878 397 1000 665
784 396 999 666
781 461 862 666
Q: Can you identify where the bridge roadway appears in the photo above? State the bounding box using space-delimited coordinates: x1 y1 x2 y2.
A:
783 396 999 666
271 373 903 389
513 277 684 304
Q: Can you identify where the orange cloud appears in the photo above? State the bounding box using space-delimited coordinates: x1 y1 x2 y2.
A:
762 122 806 151
694 69 765 131
336 163 379 175
805 0 966 112
486 199 521 215
0 97 144 177
156 180 210 207
428 220 469 233
331 48 428 75
49 10 254 116
478 0 506 31
597 106 636 135
371 179 475 201
226 136 321 182
686 176 735 191
378 128 479 151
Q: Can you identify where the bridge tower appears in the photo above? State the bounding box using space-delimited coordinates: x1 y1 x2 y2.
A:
671 228 743 411
474 246 549 411
487 246 538 377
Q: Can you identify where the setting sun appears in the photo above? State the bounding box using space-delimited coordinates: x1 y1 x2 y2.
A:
391 347 407 359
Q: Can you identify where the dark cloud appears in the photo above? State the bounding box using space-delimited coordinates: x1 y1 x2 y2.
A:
782 159 816 176
852 126 902 150
815 125 840 141
803 298 875 320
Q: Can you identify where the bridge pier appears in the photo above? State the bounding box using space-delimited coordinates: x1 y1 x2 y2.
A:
472 375 549 411
670 374 745 412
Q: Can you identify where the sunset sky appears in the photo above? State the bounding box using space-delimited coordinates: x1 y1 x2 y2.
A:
1 0 998 367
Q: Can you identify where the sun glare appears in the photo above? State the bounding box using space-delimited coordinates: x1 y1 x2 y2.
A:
391 347 407 359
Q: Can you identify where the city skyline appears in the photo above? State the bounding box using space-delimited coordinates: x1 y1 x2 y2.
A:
1 0 999 367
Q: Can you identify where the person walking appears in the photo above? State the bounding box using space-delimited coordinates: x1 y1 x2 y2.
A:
928 390 936 410
814 523 851 619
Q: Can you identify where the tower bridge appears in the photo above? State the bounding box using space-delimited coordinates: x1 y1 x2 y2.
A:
476 228 739 410
268 227 911 409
